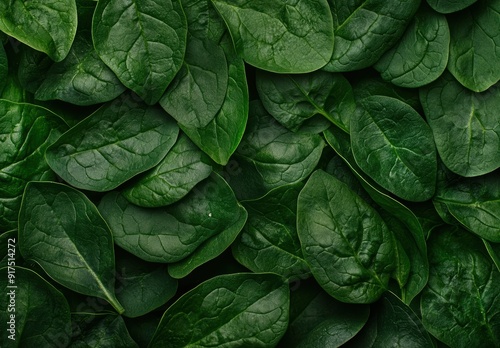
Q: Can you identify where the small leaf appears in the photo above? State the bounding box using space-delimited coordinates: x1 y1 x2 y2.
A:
18 181 124 313
148 273 289 347
297 170 396 304
160 35 228 128
447 0 500 92
211 0 334 73
351 96 437 202
256 70 355 132
0 0 77 61
93 0 187 104
0 267 72 347
45 94 179 192
374 4 450 88
421 226 500 347
123 133 213 207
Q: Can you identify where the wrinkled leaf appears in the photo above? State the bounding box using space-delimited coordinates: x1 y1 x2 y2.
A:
93 0 187 104
46 95 179 192
420 71 500 177
211 0 334 73
0 267 72 347
351 95 437 202
297 170 396 304
426 0 478 13
123 134 212 207
149 273 289 347
18 181 124 313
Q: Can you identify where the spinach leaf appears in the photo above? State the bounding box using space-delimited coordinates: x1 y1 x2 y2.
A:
421 226 500 347
0 0 77 61
256 70 355 132
99 173 244 264
45 94 179 192
0 42 6 82
420 71 500 176
148 273 289 347
70 314 138 347
229 101 324 200
0 100 68 232
447 0 500 92
92 0 187 104
232 183 310 281
123 133 213 208
297 170 396 304
374 3 450 88
1 267 72 347
325 0 421 72
351 95 437 202
179 33 248 165
160 35 228 128
426 0 478 13
18 181 124 313
211 0 334 73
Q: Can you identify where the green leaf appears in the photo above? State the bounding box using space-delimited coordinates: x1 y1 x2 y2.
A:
70 314 138 347
297 170 396 304
123 134 213 207
229 101 324 200
18 46 54 94
160 34 228 128
45 94 179 192
99 173 244 264
232 183 310 281
420 71 500 177
434 173 500 242
0 267 72 347
18 181 124 313
374 4 450 88
256 70 355 132
180 33 248 165
0 43 7 82
426 0 478 13
0 100 68 232
351 96 437 202
0 0 77 61
93 0 187 104
325 0 421 72
280 280 370 348
115 251 178 318
148 273 289 347
347 292 434 347
421 226 500 347
34 32 126 105
211 0 334 73
447 0 500 92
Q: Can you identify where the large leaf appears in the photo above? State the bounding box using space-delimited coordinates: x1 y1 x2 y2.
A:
447 0 500 92
351 96 437 202
18 181 124 313
229 101 324 200
374 4 450 88
211 0 334 73
0 0 77 61
325 0 421 72
426 0 478 13
93 0 187 104
45 94 179 192
256 70 355 132
297 170 396 304
70 314 138 347
0 100 68 232
148 273 289 347
232 183 310 281
421 226 500 347
123 133 213 207
180 32 248 165
434 173 500 242
0 267 72 347
160 35 228 128
420 71 500 176
99 173 244 264
35 32 126 105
